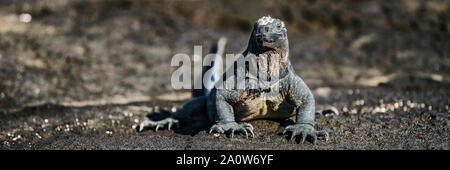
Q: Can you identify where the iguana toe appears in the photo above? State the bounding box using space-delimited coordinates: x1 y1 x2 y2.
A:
209 122 255 138
209 124 225 134
283 124 328 144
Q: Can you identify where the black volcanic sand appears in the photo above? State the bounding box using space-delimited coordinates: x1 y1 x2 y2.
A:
0 0 449 149
1 86 448 150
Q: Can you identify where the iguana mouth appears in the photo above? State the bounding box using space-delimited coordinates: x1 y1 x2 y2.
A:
254 35 286 53
256 35 284 50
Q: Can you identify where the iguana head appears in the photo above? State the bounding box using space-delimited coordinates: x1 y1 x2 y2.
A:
248 16 288 55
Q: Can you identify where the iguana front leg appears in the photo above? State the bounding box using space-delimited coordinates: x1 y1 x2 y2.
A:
283 75 329 144
207 89 255 138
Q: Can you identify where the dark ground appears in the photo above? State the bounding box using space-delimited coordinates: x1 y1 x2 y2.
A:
0 0 449 149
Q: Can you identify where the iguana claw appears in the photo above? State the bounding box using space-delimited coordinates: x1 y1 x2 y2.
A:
209 122 254 138
283 124 329 144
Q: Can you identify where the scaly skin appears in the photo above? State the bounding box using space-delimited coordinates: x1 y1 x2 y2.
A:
139 16 333 144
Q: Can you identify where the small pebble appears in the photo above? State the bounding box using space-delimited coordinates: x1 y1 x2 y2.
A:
12 135 22 141
171 107 177 112
342 107 349 113
347 89 353 95
19 13 32 23
35 133 42 139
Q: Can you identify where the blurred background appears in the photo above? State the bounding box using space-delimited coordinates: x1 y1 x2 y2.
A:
0 0 448 111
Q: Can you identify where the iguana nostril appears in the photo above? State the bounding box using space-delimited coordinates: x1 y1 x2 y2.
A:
265 27 269 32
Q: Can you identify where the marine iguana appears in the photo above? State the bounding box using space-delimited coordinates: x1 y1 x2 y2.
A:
139 16 335 143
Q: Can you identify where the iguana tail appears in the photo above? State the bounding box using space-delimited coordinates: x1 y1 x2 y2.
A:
140 37 227 131
192 37 227 97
